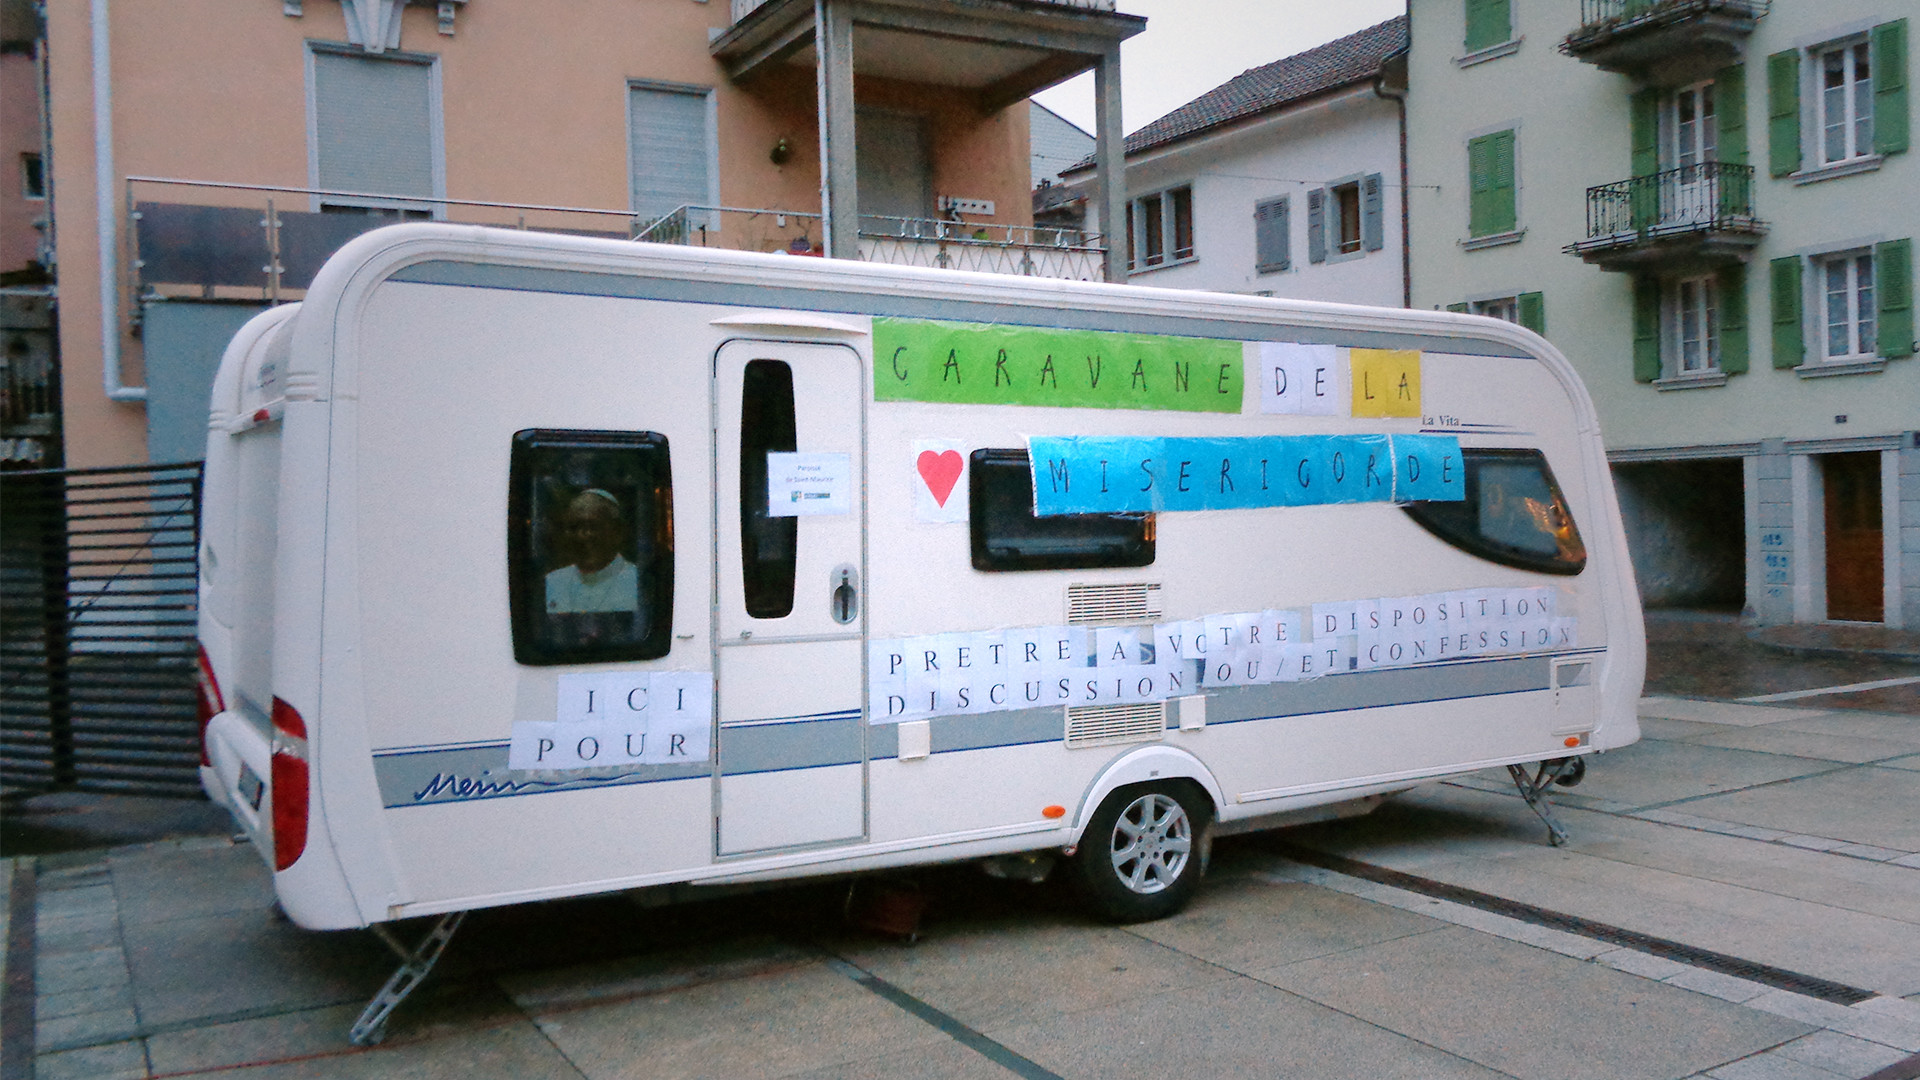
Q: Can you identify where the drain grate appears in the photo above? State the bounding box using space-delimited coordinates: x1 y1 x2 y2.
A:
1270 842 1878 1006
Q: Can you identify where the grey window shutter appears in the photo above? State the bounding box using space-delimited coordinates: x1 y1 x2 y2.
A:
1254 197 1289 273
1307 188 1326 264
630 85 713 223
312 51 435 199
1361 173 1385 252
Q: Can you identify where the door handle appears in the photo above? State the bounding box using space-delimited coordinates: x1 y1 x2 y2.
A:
830 564 859 625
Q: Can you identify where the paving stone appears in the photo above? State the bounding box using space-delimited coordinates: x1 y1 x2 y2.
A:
1893 853 1920 869
37 1005 141 1050
37 983 135 1020
1830 843 1908 862
1857 996 1920 1023
1777 835 1846 852
34 954 131 995
1704 1051 1852 1079
1663 967 1773 1003
34 1039 147 1080
1595 948 1693 980
1749 991 1920 1052
1772 1031 1911 1076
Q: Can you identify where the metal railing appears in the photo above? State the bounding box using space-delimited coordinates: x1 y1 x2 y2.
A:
730 0 1115 21
1 463 205 798
1574 0 1768 32
636 204 1107 280
127 178 649 301
1578 162 1759 244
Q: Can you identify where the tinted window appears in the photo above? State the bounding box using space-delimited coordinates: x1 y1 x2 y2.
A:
1402 448 1586 575
740 359 798 617
970 448 1155 572
509 430 674 665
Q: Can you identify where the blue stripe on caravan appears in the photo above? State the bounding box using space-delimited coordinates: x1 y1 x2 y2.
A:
388 260 1530 358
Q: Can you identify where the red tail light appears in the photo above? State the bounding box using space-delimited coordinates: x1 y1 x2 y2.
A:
270 697 309 872
195 645 225 767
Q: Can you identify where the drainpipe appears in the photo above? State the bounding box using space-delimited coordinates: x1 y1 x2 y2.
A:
92 0 141 403
1374 49 1411 310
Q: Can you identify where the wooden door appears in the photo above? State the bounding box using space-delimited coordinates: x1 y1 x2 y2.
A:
1822 453 1883 622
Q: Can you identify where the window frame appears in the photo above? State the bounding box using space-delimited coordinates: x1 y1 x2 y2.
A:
968 448 1155 573
20 152 45 201
1813 37 1875 166
1817 248 1878 360
1401 448 1587 577
628 79 721 228
1669 273 1722 375
304 42 445 217
507 429 676 667
1128 184 1195 273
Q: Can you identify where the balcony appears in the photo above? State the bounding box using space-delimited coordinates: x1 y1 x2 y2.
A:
635 205 1107 280
717 0 1135 112
1565 162 1764 272
1559 0 1768 85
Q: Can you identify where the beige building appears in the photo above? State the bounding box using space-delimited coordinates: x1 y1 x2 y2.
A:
41 0 1142 468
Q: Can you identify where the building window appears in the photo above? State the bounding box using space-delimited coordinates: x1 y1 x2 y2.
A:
1817 41 1874 165
630 82 717 226
1672 275 1720 373
1128 185 1193 272
20 153 45 200
1473 297 1518 323
1467 130 1517 239
1820 250 1877 359
1308 173 1384 263
309 46 441 214
1254 196 1290 274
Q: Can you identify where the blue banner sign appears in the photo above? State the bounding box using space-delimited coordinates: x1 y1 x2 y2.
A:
1027 434 1464 515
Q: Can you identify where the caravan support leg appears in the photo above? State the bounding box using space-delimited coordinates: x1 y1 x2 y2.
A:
1506 763 1571 847
349 910 467 1046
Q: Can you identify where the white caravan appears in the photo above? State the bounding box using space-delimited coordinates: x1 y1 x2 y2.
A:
197 223 1642 1039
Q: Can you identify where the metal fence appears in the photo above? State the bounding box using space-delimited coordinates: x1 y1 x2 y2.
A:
1579 161 1759 242
1 463 205 798
1575 0 1769 29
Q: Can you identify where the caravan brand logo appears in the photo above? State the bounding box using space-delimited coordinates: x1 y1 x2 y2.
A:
873 318 1243 413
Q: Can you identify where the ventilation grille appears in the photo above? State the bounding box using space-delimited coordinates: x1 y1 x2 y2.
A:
1066 582 1163 625
1065 702 1167 749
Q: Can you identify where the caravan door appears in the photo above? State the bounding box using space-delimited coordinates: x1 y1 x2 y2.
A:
713 340 868 855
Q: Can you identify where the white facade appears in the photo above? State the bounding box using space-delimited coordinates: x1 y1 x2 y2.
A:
1407 0 1919 628
1102 85 1406 307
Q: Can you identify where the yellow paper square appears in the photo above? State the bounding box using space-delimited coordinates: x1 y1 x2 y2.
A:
1350 349 1421 417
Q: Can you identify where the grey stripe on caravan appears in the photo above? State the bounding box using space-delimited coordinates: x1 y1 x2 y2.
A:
388 260 1529 358
373 743 706 809
1204 655 1551 726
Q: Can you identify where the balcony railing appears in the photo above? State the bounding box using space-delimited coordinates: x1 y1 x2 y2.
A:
1566 161 1764 269
636 205 1108 281
729 0 1115 21
1560 0 1768 78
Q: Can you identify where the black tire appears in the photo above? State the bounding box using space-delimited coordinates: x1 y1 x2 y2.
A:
1072 781 1211 923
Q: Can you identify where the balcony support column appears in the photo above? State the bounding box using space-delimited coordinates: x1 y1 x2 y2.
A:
1094 43 1125 284
815 0 858 260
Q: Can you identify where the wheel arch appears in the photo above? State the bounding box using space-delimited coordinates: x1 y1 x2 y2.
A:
1070 745 1225 845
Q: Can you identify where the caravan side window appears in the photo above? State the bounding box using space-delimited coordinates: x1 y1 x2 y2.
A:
1402 448 1587 575
740 359 799 617
508 430 674 665
970 449 1155 571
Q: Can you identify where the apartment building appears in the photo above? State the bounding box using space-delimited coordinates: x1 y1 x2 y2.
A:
1064 17 1410 306
1407 0 1916 628
41 0 1142 469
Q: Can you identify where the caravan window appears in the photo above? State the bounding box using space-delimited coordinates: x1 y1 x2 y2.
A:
1402 448 1586 575
508 430 674 665
740 359 799 617
970 449 1155 572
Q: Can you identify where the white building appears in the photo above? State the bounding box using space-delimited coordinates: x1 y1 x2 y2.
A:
1407 0 1917 628
1064 17 1410 306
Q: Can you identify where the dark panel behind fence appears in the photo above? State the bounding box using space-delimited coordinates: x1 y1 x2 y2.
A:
1 463 205 798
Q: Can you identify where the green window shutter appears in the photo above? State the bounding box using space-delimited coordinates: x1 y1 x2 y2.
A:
1873 20 1910 157
1769 256 1803 368
1517 291 1546 335
1469 130 1517 238
1464 0 1511 53
1717 265 1748 374
1633 278 1662 382
1877 237 1914 358
1630 88 1661 230
1446 302 1470 313
1767 50 1801 177
1716 63 1748 167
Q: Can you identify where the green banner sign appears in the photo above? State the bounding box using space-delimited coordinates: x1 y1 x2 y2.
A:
873 318 1243 413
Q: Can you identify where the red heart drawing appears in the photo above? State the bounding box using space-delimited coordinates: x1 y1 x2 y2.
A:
916 450 964 507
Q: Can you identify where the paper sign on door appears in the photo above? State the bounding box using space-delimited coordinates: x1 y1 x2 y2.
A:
767 452 852 517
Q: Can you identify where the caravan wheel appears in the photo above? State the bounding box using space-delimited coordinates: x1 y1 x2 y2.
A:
1073 783 1209 923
